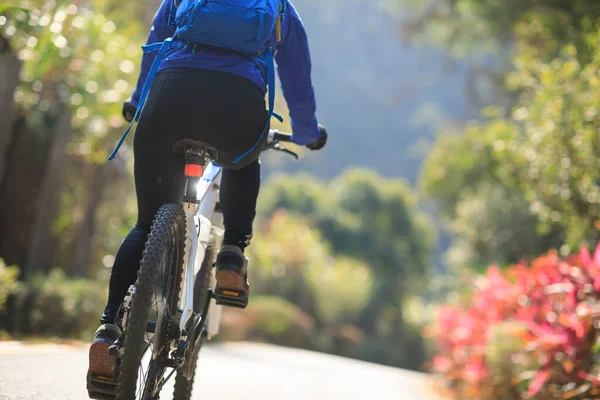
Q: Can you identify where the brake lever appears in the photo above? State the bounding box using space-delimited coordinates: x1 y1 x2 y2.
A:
272 143 299 160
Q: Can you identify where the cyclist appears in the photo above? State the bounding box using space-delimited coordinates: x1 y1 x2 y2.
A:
88 0 327 383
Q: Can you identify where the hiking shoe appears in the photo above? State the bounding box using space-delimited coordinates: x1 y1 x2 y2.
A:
87 323 121 399
214 245 250 309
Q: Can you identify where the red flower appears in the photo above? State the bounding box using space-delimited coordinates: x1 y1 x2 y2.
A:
464 359 488 383
429 244 600 397
593 244 600 266
528 369 550 396
433 356 452 373
580 247 592 267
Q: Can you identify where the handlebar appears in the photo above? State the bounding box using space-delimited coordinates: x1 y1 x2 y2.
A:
265 129 298 159
267 129 293 144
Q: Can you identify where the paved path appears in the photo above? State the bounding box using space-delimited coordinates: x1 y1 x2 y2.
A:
0 341 444 400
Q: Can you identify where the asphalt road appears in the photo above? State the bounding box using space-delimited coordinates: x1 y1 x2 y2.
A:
0 341 444 400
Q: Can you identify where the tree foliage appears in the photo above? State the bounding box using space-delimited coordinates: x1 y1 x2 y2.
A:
497 40 600 246
413 0 600 267
0 259 19 311
0 0 147 276
399 0 600 61
249 211 374 326
420 122 565 269
3 0 142 159
259 169 435 288
258 168 435 361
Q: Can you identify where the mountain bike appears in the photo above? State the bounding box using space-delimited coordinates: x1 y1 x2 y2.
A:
88 129 299 400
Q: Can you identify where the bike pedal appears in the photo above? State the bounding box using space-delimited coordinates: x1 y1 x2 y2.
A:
214 287 248 309
87 373 117 399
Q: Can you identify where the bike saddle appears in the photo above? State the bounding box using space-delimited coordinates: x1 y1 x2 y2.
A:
172 138 219 161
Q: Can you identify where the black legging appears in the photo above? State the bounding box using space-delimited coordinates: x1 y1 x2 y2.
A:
102 67 268 323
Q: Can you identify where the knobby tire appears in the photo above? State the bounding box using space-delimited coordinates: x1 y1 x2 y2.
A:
116 204 186 400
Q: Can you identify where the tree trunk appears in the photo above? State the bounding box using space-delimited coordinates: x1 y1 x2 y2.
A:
0 36 21 187
0 117 44 270
71 163 110 277
25 107 72 275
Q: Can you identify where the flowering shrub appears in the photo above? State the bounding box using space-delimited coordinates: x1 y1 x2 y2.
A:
431 246 600 399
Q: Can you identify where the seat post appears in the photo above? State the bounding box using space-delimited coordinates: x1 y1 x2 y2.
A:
183 149 207 205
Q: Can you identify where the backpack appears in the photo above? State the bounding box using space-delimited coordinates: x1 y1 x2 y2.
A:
109 0 287 162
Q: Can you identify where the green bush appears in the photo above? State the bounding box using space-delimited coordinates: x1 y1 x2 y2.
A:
249 212 374 327
219 295 316 349
6 269 107 339
431 249 600 399
0 259 19 311
350 323 428 369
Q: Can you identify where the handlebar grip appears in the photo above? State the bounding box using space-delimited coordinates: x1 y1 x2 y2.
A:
273 132 292 142
268 129 293 144
265 130 300 159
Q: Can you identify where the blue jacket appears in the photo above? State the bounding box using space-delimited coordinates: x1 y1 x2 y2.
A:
131 0 320 145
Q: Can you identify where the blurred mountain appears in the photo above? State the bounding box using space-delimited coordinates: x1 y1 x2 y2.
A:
263 0 470 182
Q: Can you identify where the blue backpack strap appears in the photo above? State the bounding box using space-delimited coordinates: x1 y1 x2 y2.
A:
108 38 175 160
233 47 283 164
233 1 286 164
266 48 284 123
168 1 179 30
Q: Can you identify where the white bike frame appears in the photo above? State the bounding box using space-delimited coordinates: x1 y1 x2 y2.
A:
178 162 224 342
175 129 293 344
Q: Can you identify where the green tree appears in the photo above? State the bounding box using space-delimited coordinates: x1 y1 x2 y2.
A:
249 211 375 327
399 0 600 61
419 122 565 269
258 169 436 343
0 1 145 276
495 40 600 246
405 0 600 264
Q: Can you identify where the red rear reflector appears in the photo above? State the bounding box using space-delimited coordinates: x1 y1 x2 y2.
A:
185 164 204 177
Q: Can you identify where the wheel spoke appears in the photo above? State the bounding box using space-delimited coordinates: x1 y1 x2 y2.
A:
137 347 151 399
155 368 177 394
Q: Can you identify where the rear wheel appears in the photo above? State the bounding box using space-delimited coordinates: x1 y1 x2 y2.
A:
172 241 216 400
116 204 186 400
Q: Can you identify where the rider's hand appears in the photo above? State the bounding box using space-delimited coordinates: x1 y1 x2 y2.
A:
306 124 327 151
122 100 137 123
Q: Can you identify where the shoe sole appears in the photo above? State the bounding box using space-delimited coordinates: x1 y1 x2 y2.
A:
215 270 249 309
215 270 248 294
88 342 116 378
